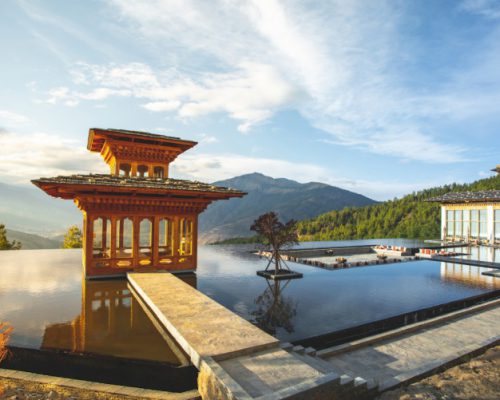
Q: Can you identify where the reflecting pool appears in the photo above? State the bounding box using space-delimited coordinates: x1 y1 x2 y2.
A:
0 241 499 361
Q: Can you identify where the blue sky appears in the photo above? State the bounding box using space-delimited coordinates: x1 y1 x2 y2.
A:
0 0 499 200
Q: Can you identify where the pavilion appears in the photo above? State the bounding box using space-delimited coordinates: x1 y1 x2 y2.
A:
32 128 245 278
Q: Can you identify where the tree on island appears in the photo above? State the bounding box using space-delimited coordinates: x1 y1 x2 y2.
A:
62 225 83 249
250 212 298 275
0 224 21 250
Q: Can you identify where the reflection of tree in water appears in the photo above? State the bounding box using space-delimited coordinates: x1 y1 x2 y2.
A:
251 279 297 335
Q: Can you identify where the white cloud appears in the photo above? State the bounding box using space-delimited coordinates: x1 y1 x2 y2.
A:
170 152 442 199
0 130 106 184
40 0 500 163
171 153 330 184
0 110 31 126
460 0 500 19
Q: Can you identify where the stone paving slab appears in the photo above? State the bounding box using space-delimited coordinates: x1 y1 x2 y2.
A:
219 347 326 397
128 273 279 368
323 304 500 391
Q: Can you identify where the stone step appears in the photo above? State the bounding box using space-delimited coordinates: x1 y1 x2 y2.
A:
291 352 340 375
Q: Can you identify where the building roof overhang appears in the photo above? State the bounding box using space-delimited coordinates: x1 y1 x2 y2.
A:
31 174 246 201
87 128 197 154
426 190 500 204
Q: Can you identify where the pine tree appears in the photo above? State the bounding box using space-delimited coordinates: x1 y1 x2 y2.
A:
62 225 83 249
0 224 21 250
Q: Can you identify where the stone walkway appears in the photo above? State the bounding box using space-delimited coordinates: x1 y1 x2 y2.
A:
321 303 500 391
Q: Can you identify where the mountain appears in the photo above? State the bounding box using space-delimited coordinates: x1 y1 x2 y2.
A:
297 174 500 241
199 173 376 243
0 182 80 236
6 229 62 249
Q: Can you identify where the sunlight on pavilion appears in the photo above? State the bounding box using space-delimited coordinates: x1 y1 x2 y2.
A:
32 128 245 278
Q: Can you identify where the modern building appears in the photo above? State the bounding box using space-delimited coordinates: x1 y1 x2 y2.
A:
429 189 500 245
32 128 245 278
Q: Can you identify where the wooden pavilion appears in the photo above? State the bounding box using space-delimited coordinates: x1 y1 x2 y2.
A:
32 128 245 278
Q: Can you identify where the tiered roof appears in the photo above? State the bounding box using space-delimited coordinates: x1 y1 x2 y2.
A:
32 174 245 200
427 190 500 203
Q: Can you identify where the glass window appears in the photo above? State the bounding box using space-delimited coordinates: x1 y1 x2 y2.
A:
495 210 500 239
179 218 193 256
446 210 454 236
470 209 479 238
479 209 487 238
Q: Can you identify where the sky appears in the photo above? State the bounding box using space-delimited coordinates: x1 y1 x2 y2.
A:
0 0 499 200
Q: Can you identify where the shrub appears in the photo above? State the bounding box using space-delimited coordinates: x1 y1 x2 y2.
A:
0 322 12 363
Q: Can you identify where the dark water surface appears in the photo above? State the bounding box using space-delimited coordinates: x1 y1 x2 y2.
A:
0 241 498 362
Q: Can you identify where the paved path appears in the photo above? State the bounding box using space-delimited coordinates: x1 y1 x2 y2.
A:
128 273 279 368
128 273 363 400
322 303 500 391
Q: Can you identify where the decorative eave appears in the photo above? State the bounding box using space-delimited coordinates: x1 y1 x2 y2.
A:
426 190 500 204
87 128 197 153
31 174 246 202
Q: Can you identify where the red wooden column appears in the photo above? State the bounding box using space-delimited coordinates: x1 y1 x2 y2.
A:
152 216 160 267
132 216 140 267
110 217 117 267
192 214 199 270
83 213 94 277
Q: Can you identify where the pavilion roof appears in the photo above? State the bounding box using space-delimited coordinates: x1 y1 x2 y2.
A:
87 128 197 153
32 174 246 200
427 190 500 203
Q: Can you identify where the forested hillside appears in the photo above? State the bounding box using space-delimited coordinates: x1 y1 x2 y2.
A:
297 175 500 241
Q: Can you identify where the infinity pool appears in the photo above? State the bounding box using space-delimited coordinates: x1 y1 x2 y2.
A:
0 242 498 363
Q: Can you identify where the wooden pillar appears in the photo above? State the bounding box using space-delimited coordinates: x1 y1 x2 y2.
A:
84 213 94 277
133 216 140 267
173 216 180 259
131 163 137 177
102 218 107 253
110 217 117 264
119 218 124 250
152 216 160 267
192 215 198 269
148 165 154 178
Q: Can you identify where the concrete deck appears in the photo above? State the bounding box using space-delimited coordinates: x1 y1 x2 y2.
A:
128 273 279 368
319 300 500 391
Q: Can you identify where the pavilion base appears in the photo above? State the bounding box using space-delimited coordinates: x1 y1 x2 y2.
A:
256 269 303 280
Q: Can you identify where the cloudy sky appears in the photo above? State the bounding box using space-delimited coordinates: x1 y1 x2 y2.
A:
1 0 499 200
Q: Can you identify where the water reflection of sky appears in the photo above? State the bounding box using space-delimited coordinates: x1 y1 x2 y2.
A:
1 241 499 352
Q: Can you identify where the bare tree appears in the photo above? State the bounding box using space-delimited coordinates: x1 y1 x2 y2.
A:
251 212 298 275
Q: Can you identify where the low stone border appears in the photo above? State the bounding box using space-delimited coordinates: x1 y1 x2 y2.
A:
0 368 200 400
316 297 500 359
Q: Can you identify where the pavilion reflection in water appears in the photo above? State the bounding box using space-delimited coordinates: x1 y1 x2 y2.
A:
252 279 298 335
41 275 196 364
440 262 500 289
